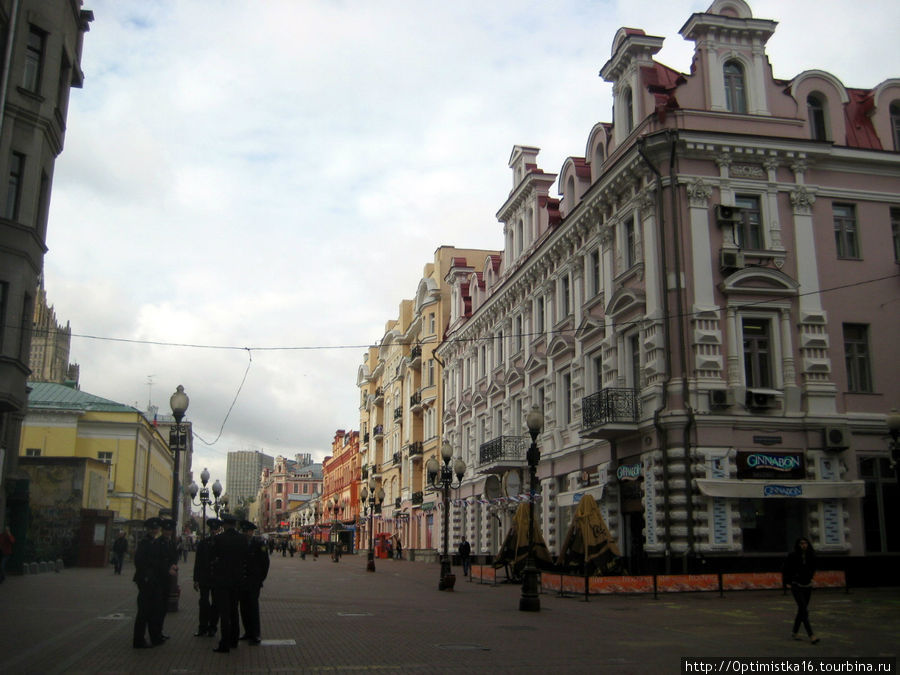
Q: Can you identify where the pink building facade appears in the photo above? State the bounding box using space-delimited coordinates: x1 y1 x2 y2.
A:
435 0 900 580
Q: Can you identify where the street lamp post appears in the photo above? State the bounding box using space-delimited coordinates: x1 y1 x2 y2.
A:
188 468 222 538
167 385 189 613
360 477 384 572
426 440 466 591
519 405 544 612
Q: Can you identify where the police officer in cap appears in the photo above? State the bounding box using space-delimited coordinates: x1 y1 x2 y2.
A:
154 518 179 641
193 518 222 637
210 513 247 653
238 521 269 645
133 517 167 648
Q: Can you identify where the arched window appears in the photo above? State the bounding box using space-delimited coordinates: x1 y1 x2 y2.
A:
724 61 747 113
593 142 605 169
516 219 524 256
807 93 827 141
623 86 634 132
891 101 900 151
565 175 576 208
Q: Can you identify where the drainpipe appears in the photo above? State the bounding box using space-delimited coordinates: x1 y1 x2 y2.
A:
0 0 21 141
636 134 673 573
666 135 697 571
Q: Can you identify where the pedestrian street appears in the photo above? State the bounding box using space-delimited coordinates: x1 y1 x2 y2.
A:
0 551 897 674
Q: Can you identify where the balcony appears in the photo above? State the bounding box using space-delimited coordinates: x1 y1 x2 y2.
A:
412 491 424 505
409 441 423 458
478 435 526 474
374 387 384 406
393 451 401 465
363 432 370 444
581 388 641 439
409 345 422 370
393 407 403 421
410 391 423 414
373 425 384 440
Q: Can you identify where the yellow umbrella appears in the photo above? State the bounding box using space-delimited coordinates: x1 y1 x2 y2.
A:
558 493 624 576
493 502 553 576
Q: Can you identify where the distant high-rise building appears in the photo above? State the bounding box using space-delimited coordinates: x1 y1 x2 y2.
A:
29 277 79 385
226 450 274 502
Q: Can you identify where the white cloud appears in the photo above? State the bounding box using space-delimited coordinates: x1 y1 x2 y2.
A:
43 0 899 492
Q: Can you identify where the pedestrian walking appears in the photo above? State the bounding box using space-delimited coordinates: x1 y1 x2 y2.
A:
0 525 16 583
238 521 269 645
395 537 402 560
132 518 167 648
783 537 819 644
300 539 308 560
193 518 221 638
112 530 127 575
210 514 247 653
154 519 179 641
458 537 472 577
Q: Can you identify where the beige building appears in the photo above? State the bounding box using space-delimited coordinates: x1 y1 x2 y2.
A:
357 246 498 558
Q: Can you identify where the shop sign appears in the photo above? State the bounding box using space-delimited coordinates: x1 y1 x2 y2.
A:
616 463 642 481
753 435 782 446
737 451 804 479
763 484 803 498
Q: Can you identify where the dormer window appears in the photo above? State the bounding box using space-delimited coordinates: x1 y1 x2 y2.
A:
724 61 747 113
807 93 828 141
890 101 900 151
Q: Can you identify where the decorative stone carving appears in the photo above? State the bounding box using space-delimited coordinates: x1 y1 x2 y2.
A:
731 164 765 179
686 178 713 208
790 188 816 216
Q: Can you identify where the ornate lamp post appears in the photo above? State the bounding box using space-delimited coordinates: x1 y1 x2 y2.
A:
360 477 384 572
519 405 544 612
189 469 223 538
166 385 189 612
426 440 466 591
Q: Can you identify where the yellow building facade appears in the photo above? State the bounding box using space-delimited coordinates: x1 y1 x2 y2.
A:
358 246 498 558
19 382 174 526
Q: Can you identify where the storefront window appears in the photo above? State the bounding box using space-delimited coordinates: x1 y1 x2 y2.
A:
859 457 900 552
739 498 804 553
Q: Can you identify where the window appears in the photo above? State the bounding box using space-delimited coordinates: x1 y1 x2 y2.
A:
592 354 603 392
807 93 827 141
516 219 524 256
56 51 72 115
0 282 8 352
428 312 435 334
843 323 873 393
514 315 523 353
98 452 113 464
589 249 601 297
742 318 771 388
559 275 571 319
833 203 860 258
622 87 634 134
859 457 900 552
891 101 900 152
22 26 46 93
6 152 25 221
891 208 900 263
276 483 283 493
427 358 435 387
25 448 41 457
624 217 636 268
535 295 545 335
724 61 747 113
560 371 572 424
627 334 641 389
735 195 763 250
534 385 545 415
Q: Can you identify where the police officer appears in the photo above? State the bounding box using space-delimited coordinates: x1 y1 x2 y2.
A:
193 518 221 637
238 521 269 645
210 513 247 653
133 517 166 648
153 519 179 641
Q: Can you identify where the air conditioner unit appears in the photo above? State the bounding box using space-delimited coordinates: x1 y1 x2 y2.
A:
823 425 850 452
720 249 746 270
746 390 776 410
709 389 732 409
716 204 743 223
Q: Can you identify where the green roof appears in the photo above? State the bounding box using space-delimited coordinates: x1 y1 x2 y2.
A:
27 382 137 414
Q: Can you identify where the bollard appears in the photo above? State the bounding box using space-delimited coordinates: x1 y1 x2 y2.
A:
55 559 64 572
29 562 39 574
39 561 49 573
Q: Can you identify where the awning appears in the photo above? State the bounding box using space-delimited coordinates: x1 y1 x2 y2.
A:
695 479 865 499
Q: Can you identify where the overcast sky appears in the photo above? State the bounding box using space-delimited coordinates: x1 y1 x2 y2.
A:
43 0 900 494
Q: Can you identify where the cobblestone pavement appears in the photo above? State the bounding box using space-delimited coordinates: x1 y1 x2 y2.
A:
0 552 897 674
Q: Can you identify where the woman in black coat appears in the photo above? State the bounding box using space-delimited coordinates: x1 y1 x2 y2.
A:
783 537 819 643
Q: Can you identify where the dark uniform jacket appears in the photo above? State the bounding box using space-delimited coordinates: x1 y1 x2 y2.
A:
193 535 214 587
133 534 163 585
210 529 247 589
241 536 270 590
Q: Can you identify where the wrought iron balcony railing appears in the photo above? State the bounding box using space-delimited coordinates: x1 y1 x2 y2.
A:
412 491 424 505
581 387 641 428
409 441 423 456
478 435 526 466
